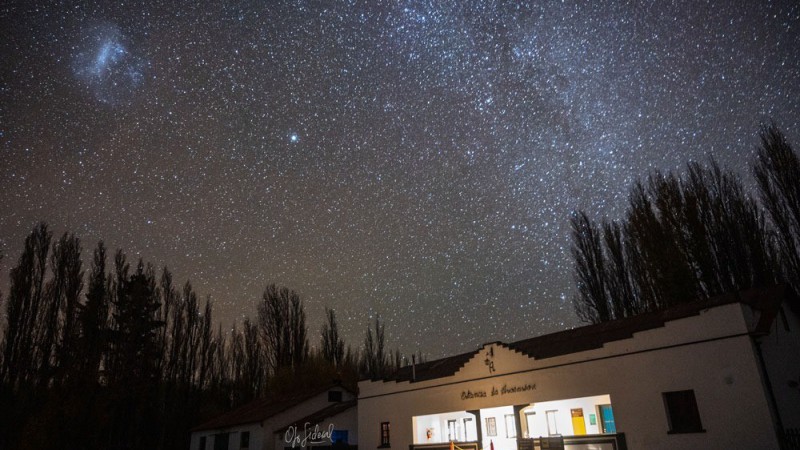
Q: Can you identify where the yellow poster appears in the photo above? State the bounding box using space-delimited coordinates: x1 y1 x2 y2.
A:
571 409 586 435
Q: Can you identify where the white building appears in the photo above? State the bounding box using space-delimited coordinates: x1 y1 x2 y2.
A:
191 384 357 450
358 286 800 450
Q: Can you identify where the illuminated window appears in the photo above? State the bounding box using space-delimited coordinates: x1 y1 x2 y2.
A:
546 411 558 436
380 422 391 447
505 414 516 438
485 417 497 436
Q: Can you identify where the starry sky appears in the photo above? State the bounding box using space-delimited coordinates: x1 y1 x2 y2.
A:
1 0 799 358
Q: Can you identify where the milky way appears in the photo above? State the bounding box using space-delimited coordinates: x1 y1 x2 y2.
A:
1 1 799 357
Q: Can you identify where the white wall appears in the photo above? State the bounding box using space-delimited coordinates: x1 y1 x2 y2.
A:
190 423 264 450
358 303 783 450
273 404 358 450
753 304 800 430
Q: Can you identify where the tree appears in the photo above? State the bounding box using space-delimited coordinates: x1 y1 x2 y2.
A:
108 254 163 385
1 222 52 389
755 124 800 306
37 232 83 387
321 307 345 367
257 284 309 374
106 253 164 450
572 158 778 323
230 317 265 403
570 211 611 323
360 317 389 379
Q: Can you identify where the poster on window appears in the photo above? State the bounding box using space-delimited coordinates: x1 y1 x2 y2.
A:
485 417 497 437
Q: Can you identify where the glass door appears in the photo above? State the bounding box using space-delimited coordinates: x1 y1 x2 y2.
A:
598 405 616 434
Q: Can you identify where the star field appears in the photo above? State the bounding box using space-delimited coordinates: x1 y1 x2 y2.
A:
1 0 799 358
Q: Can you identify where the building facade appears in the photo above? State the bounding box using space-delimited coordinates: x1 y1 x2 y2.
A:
358 286 800 450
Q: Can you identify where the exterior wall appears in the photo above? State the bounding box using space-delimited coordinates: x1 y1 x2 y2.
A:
191 388 355 450
359 303 782 450
190 423 263 450
273 405 359 450
267 389 356 450
754 304 800 430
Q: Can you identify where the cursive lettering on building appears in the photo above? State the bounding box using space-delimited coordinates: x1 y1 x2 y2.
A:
460 383 537 400
460 389 488 400
284 423 335 448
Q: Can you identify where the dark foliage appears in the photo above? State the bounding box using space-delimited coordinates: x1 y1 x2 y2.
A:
0 224 410 450
755 124 800 313
572 126 793 323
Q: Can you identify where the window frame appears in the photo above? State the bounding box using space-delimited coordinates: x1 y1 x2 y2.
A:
545 410 558 436
379 421 391 448
485 417 497 437
504 414 517 438
663 389 705 434
328 390 343 402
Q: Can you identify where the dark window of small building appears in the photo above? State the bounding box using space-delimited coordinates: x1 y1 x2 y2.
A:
663 390 705 434
240 431 250 449
379 422 391 448
332 430 349 444
329 390 343 402
214 432 230 450
780 307 790 331
199 436 207 450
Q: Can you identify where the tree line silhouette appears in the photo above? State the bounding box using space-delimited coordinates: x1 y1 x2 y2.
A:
571 124 800 323
0 231 417 450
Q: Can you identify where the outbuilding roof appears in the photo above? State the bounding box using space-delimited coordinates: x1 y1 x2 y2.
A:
192 384 353 432
274 399 357 434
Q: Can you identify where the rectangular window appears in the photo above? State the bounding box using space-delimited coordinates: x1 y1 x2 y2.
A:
485 417 497 437
462 417 473 441
663 390 704 434
380 422 391 448
525 412 536 438
505 414 517 438
240 431 250 449
447 419 457 441
329 390 343 402
199 436 207 450
545 411 558 436
332 430 349 444
214 433 230 450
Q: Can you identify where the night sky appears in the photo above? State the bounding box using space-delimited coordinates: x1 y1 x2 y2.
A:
2 1 799 358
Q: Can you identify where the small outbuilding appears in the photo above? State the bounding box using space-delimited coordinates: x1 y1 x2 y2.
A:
191 384 357 450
